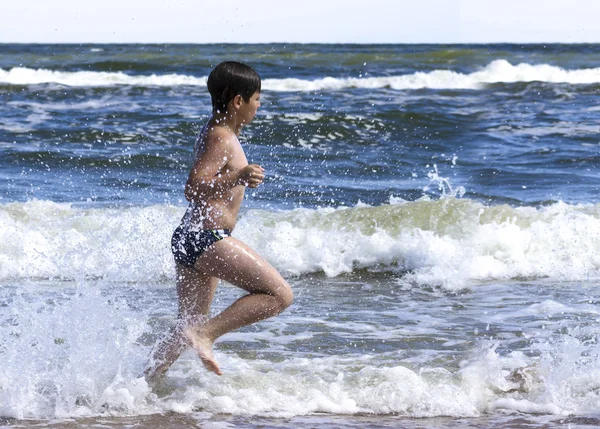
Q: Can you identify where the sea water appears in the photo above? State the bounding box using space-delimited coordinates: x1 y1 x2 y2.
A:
1 44 600 428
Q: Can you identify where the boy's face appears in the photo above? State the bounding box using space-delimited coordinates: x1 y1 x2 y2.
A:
238 91 261 125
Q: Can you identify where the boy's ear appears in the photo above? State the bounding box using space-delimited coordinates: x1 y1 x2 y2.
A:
232 94 244 109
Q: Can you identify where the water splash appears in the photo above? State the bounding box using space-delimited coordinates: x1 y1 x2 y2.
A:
423 164 466 198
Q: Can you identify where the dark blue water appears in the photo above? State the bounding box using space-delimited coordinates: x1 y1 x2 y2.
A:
1 44 599 208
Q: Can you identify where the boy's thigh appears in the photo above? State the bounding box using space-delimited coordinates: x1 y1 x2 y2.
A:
193 237 289 295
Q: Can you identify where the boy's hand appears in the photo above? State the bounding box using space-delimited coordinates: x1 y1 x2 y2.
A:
237 164 265 188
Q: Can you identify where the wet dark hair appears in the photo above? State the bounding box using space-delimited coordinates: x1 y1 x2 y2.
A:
207 61 261 114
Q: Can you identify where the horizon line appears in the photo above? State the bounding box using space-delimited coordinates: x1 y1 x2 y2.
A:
2 41 600 45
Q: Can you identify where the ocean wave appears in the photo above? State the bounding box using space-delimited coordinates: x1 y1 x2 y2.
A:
0 67 207 87
2 60 600 89
2 198 599 288
2 320 599 419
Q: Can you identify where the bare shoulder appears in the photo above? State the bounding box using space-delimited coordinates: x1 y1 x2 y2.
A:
204 125 238 152
191 125 243 175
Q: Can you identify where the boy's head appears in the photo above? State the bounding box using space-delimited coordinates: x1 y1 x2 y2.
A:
207 61 261 114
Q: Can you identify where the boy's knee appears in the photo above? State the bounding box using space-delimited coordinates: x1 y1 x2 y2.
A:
275 284 293 312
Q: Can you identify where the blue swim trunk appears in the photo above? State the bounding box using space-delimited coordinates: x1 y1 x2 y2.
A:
171 226 231 267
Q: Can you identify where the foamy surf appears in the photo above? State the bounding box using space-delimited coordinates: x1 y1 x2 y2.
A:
0 67 207 87
1 198 599 288
2 60 600 89
2 200 599 420
2 302 600 421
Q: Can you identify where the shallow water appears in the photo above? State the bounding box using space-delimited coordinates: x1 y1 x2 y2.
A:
3 273 600 421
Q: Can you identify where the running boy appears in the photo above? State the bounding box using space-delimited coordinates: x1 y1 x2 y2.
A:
145 61 293 379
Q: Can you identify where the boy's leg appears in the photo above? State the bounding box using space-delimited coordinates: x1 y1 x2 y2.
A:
176 264 219 320
185 237 294 375
144 265 218 380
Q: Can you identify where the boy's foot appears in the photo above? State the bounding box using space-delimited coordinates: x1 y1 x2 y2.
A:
142 333 188 383
143 363 167 384
182 325 222 376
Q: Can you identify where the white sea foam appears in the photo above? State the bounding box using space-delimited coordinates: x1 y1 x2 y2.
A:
0 67 207 87
2 60 600 89
0 200 180 282
0 284 151 419
2 205 600 420
238 199 600 289
3 300 600 421
0 287 531 420
1 199 600 288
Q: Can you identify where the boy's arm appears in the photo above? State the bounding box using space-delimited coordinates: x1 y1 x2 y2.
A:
184 133 264 202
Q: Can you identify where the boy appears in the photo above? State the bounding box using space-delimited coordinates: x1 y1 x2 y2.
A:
145 61 293 379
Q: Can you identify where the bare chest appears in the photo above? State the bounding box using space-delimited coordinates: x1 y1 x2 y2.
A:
224 142 249 175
